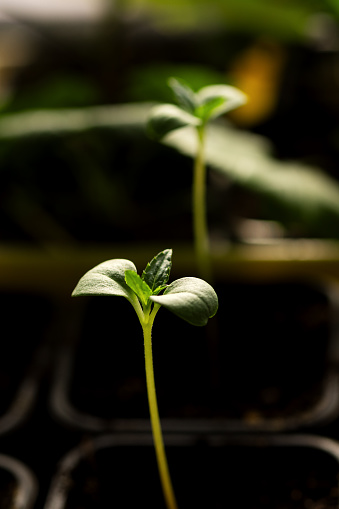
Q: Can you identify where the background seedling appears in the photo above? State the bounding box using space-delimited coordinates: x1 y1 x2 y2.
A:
148 78 247 280
72 248 218 509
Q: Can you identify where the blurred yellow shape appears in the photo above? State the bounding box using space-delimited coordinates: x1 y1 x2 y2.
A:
229 38 287 127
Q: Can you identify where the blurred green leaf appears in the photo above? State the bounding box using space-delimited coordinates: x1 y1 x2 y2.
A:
3 74 100 113
125 64 225 103
2 103 339 238
0 103 154 139
196 84 247 121
121 0 325 41
163 120 339 237
147 104 201 140
168 77 197 114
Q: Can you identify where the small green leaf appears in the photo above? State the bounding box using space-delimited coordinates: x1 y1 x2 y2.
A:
168 77 197 114
142 248 172 291
147 104 201 140
150 277 218 326
153 285 168 296
125 270 152 307
72 259 137 301
196 84 247 119
195 97 226 123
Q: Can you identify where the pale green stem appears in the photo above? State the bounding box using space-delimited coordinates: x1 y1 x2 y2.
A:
193 126 212 281
142 307 178 509
129 293 145 324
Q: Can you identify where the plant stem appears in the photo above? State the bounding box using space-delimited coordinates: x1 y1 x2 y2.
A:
142 317 178 509
193 126 212 281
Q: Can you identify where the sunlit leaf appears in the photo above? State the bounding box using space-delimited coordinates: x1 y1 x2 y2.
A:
147 104 201 140
142 248 172 291
196 84 247 119
195 97 226 123
125 270 152 306
168 77 197 113
150 276 218 326
72 259 137 301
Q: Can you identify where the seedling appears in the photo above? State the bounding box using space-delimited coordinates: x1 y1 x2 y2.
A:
147 78 247 280
72 248 218 509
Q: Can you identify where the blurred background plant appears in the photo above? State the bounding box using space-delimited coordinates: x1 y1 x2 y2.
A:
0 0 339 247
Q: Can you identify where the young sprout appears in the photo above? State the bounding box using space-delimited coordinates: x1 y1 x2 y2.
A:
147 78 247 281
72 248 218 509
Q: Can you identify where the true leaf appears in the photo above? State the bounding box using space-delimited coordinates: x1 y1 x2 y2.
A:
147 104 201 140
153 285 168 296
196 84 247 119
142 248 172 291
195 97 226 124
150 277 218 326
72 259 137 301
125 270 152 307
168 77 197 114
